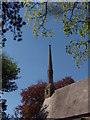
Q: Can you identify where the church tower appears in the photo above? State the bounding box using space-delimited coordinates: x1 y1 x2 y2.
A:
44 45 55 99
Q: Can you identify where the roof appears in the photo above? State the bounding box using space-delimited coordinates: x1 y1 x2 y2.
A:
43 77 90 119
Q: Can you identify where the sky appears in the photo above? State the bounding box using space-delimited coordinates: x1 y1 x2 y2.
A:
2 6 88 116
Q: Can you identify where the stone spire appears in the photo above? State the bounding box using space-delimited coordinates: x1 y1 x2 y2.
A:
48 45 53 84
44 45 55 99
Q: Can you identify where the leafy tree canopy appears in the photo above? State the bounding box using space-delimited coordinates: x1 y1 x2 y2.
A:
2 54 20 92
16 77 74 120
23 2 90 67
1 2 90 67
0 54 20 119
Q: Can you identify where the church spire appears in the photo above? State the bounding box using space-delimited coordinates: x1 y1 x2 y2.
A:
44 45 55 99
48 45 53 84
48 45 53 71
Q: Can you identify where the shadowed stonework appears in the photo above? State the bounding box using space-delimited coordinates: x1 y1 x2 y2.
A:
43 77 90 119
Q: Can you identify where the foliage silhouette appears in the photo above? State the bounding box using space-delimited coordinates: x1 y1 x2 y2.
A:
2 2 26 47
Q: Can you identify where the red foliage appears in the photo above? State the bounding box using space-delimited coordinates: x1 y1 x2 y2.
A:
16 77 74 119
16 82 47 120
54 76 74 89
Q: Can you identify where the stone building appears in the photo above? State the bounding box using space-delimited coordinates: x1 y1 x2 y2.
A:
43 45 90 120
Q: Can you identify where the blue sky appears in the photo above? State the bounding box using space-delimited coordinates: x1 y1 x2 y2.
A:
2 8 88 115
